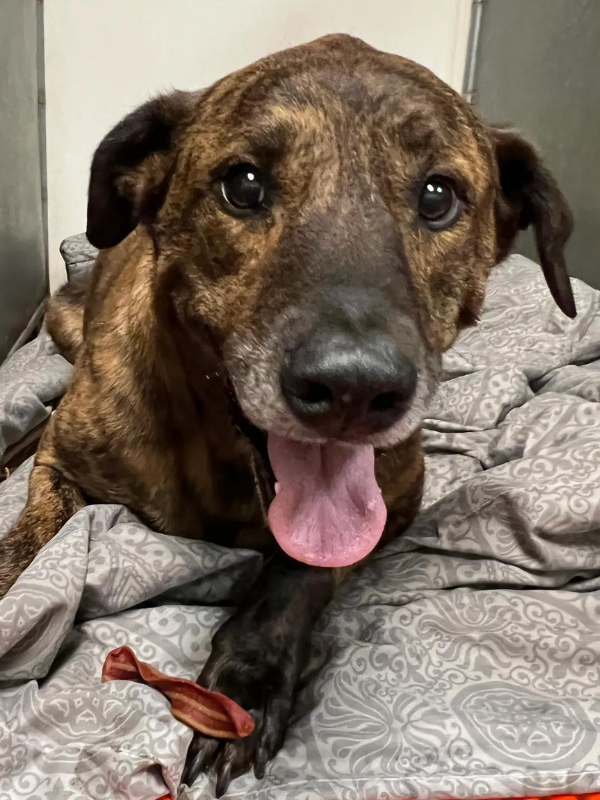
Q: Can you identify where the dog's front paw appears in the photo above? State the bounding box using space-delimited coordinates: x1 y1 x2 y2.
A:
182 627 299 795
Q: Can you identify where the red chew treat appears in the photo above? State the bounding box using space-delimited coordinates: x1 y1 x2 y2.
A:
101 645 254 739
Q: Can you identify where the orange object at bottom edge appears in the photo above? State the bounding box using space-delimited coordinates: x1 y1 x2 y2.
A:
155 791 600 800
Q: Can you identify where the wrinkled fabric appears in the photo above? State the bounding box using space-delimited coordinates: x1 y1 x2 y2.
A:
1 253 600 800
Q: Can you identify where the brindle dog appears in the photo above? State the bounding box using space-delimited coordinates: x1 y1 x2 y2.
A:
0 35 574 793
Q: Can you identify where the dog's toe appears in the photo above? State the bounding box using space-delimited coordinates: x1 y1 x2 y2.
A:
213 734 257 796
253 694 293 778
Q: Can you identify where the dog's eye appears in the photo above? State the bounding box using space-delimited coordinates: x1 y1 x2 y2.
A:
221 164 266 212
418 177 459 228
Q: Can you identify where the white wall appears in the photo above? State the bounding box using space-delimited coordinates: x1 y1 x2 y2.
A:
44 0 472 290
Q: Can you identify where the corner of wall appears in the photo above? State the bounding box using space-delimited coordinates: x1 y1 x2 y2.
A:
450 0 474 93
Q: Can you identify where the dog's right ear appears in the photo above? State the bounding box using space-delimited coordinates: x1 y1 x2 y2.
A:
86 91 195 249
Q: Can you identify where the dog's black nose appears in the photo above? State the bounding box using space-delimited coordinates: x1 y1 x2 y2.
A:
281 329 417 437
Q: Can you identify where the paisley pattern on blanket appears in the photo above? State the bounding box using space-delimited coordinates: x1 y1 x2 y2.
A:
1 248 600 800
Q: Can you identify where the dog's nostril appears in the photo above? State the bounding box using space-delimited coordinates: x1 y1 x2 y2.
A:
297 381 333 406
369 391 402 414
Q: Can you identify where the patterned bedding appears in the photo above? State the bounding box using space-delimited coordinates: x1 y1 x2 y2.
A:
1 244 600 800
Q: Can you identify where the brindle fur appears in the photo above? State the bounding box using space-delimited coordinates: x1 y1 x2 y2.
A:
0 35 573 792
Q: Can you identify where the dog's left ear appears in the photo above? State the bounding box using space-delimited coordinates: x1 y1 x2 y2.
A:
492 127 576 318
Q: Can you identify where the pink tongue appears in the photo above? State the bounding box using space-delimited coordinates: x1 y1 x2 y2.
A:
267 434 387 568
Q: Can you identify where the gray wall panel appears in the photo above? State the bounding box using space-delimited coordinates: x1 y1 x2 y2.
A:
0 0 47 361
474 0 600 288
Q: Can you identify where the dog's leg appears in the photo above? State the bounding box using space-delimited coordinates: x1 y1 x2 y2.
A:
183 553 336 795
0 464 85 596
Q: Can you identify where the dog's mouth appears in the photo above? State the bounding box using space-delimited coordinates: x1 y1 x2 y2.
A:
266 434 387 568
231 399 387 568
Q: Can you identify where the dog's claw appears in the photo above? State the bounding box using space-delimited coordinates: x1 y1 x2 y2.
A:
182 735 219 787
253 753 266 781
215 755 233 798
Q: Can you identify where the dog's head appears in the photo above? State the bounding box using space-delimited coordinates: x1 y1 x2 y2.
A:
86 35 574 565
87 34 574 448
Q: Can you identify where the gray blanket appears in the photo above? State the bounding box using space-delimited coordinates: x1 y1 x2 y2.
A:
2 253 600 800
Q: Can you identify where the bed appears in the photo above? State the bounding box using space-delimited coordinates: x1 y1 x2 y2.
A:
1 238 600 800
